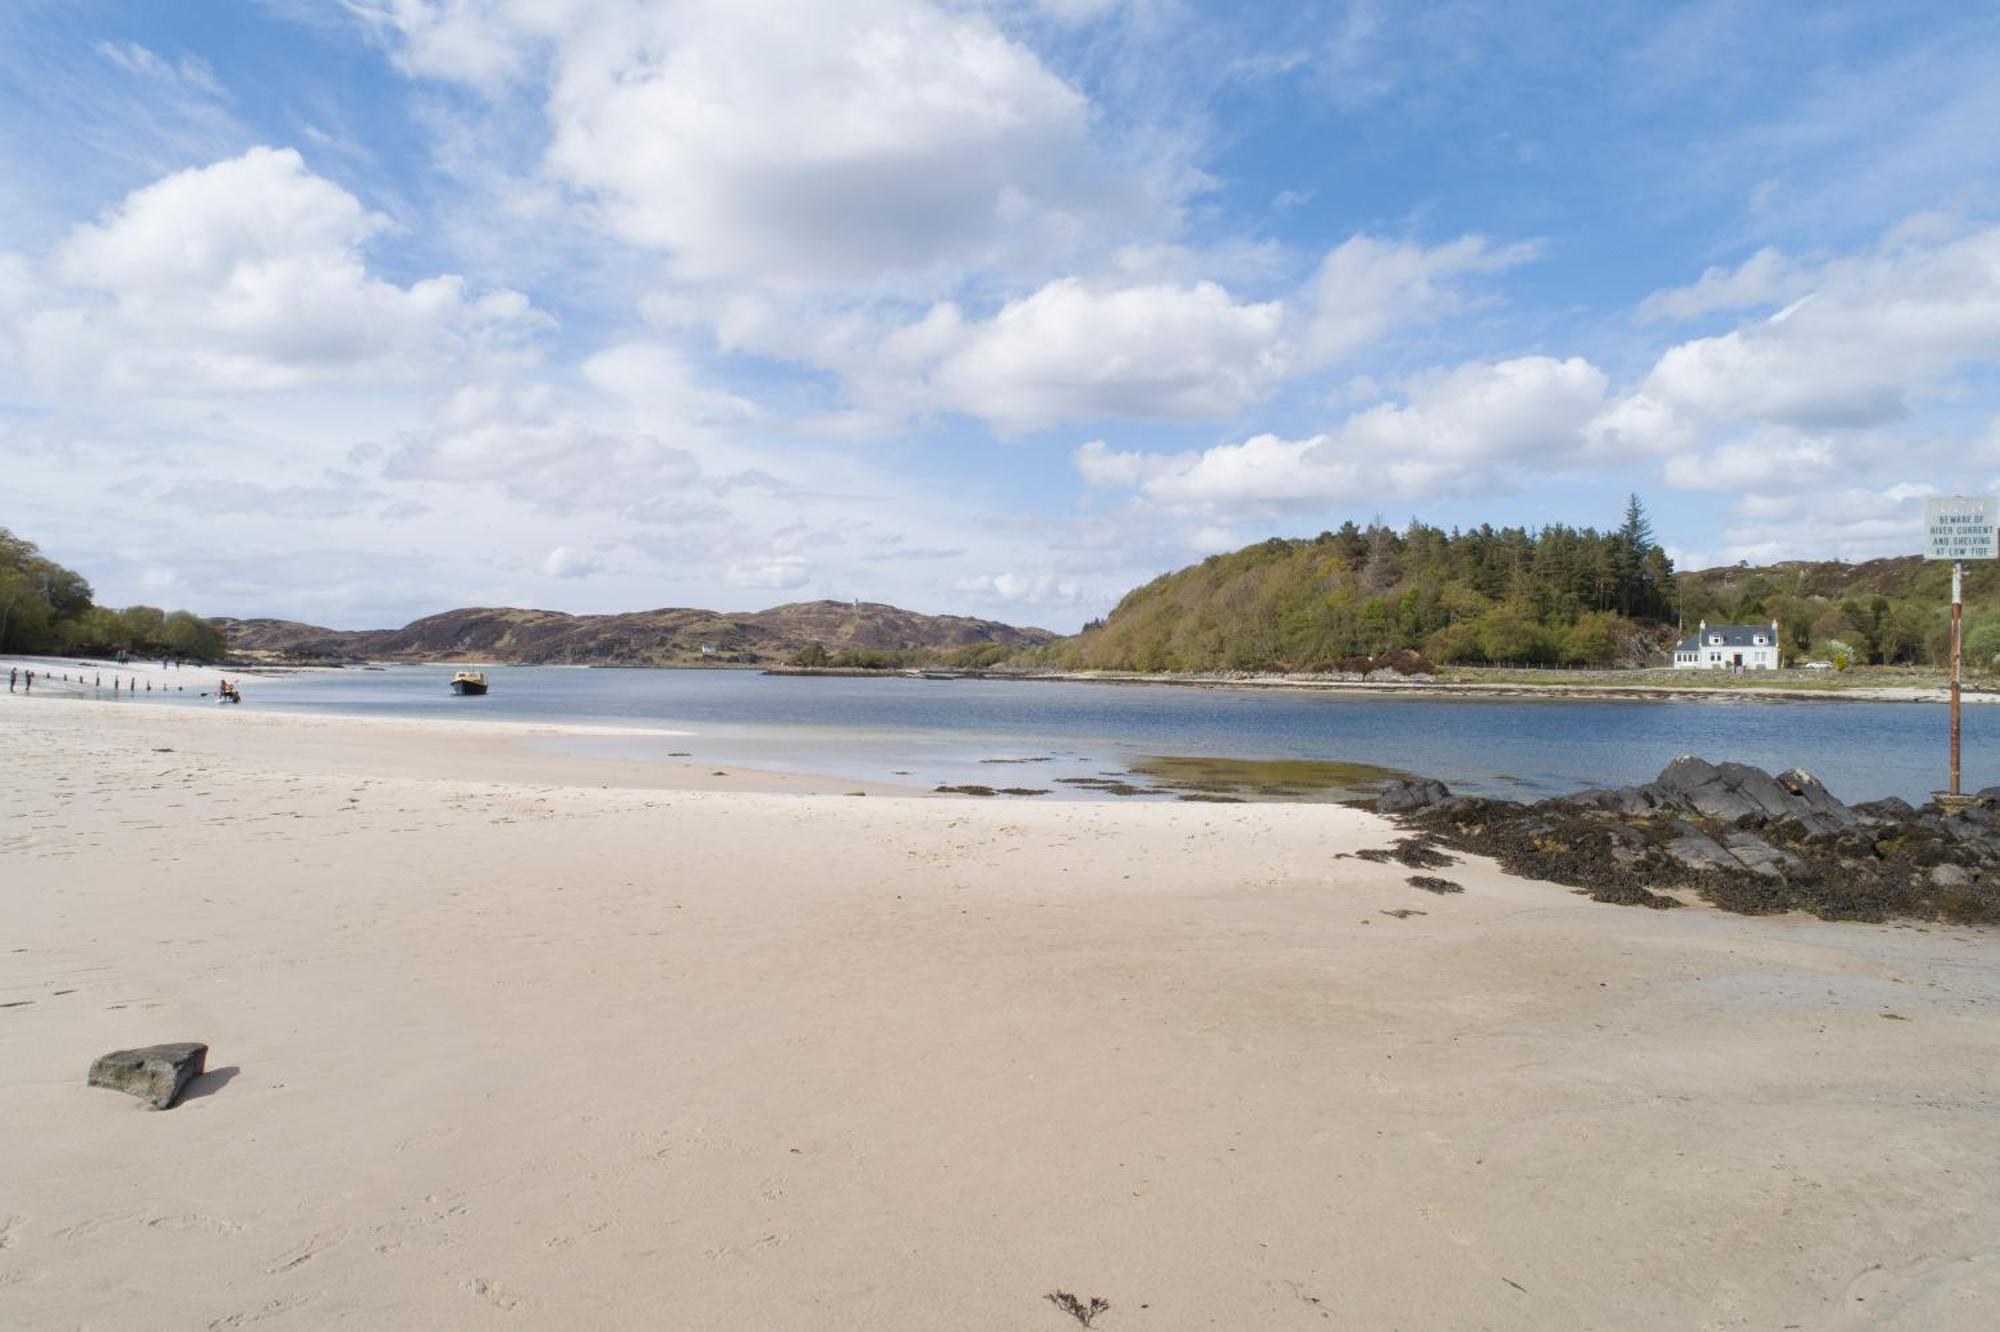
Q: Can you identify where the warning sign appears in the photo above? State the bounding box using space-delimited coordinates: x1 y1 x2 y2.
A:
1925 497 1998 560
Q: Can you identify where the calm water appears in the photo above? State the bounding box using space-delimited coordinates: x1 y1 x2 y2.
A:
132 664 1992 803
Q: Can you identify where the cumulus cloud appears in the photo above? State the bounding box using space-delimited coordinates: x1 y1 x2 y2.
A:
1075 355 1610 515
1299 234 1536 366
792 231 1536 435
363 0 1123 291
1633 223 2000 434
18 147 542 394
928 278 1286 433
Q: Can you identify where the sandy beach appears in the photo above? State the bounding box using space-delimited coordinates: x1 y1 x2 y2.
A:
3 695 1996 1330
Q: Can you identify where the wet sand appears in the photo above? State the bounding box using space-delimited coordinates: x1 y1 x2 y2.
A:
2 695 1996 1329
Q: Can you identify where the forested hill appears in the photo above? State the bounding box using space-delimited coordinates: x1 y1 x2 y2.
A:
214 600 1054 667
1031 508 1996 673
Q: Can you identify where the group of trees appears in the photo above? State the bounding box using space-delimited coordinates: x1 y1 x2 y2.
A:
1679 560 1991 670
0 527 226 661
787 640 1018 670
1036 498 1678 672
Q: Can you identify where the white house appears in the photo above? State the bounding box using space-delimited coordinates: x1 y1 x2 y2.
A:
1673 619 1782 670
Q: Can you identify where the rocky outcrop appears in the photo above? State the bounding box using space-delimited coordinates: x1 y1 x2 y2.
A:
1378 757 2000 924
88 1042 208 1110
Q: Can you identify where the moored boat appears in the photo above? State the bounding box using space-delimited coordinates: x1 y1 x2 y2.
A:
450 670 489 696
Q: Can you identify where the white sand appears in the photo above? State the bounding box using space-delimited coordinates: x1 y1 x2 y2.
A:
2 694 1996 1329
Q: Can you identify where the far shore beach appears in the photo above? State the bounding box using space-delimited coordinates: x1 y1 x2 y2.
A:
3 692 1996 1328
16 649 1989 709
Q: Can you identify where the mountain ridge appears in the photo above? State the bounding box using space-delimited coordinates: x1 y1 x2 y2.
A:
214 599 1054 666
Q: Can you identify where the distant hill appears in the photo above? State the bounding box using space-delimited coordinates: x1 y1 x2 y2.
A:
213 600 1055 667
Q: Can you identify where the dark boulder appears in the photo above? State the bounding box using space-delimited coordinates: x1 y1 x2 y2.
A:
1852 796 1918 825
1774 768 1857 830
1375 777 1453 814
88 1042 207 1110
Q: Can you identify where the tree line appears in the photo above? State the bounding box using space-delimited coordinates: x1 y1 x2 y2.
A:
0 527 226 660
1034 498 1682 671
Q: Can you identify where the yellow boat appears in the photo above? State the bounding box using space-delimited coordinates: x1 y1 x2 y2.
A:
450 670 489 696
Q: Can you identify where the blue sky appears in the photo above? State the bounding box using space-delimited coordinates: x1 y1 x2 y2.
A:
3 1 1998 630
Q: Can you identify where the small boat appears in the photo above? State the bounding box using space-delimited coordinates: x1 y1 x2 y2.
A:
450 670 489 696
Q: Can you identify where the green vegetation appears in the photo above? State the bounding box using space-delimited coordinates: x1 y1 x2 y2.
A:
1032 497 1678 671
0 526 225 660
1680 557 1997 668
1128 755 1407 801
1022 498 2000 676
785 640 1024 670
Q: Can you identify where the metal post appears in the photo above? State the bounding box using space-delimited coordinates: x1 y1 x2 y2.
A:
1951 560 1964 796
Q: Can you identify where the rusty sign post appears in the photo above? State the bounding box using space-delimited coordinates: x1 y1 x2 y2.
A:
1924 497 1998 797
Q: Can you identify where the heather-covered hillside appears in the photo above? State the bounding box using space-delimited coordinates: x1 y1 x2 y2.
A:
214 600 1053 667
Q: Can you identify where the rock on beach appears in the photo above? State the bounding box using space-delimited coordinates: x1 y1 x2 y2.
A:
87 1042 208 1110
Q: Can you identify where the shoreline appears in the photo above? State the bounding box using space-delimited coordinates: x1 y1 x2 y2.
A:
766 662 1994 705
19 649 1976 706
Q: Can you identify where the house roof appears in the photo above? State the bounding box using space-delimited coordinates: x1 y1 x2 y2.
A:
1676 623 1775 652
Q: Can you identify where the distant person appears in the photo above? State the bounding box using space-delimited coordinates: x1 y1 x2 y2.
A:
23 670 31 693
8 667 15 692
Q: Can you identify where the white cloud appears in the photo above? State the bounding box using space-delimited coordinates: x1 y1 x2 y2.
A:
581 342 760 429
725 557 812 590
1636 246 1811 323
953 571 1088 606
1660 431 1838 490
94 40 227 97
1635 224 2000 433
19 147 542 394
541 545 599 578
387 381 701 514
1299 234 1536 366
929 278 1286 432
1075 355 1610 515
1709 484 1937 565
346 0 566 93
538 0 1113 291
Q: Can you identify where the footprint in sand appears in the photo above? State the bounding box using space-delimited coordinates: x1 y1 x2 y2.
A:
0 1214 23 1249
394 1125 458 1152
53 1212 141 1241
263 1227 347 1273
148 1213 244 1236
206 1292 320 1328
466 1277 521 1311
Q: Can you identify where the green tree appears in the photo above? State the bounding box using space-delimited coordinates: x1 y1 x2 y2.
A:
1561 612 1620 666
0 567 56 651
